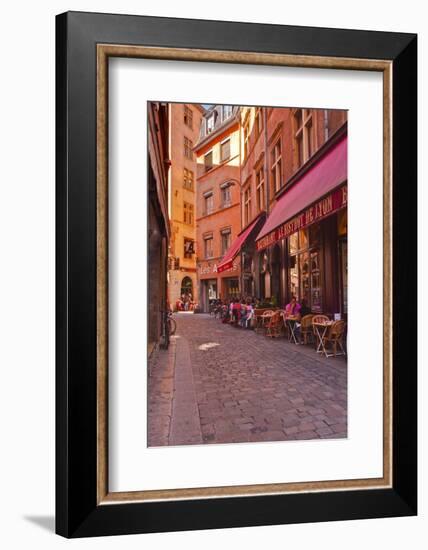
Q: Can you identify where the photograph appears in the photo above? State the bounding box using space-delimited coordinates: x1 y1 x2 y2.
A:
0 0 420 543
148 102 348 447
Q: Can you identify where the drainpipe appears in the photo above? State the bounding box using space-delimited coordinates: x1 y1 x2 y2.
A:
263 108 270 215
263 108 271 301
324 109 329 142
239 110 244 297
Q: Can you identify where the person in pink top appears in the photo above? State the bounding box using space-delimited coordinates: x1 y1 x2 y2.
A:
285 296 302 319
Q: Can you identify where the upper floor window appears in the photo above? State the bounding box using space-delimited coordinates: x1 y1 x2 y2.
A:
183 168 194 191
183 201 194 225
220 139 231 162
294 108 314 167
206 114 215 134
220 182 232 208
184 238 194 259
204 151 213 172
255 166 265 212
222 105 233 120
184 105 193 129
204 234 214 259
243 185 252 226
270 139 282 194
184 137 193 160
204 191 214 215
220 227 232 255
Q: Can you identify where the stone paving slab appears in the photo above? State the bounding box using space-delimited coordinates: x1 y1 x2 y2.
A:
148 313 347 446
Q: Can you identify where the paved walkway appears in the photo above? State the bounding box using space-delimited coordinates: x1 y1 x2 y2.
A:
148 313 347 446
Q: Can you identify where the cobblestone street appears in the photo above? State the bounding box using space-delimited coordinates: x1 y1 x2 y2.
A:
148 313 347 446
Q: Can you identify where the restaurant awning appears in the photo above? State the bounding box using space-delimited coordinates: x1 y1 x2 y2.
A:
256 135 348 251
217 215 262 273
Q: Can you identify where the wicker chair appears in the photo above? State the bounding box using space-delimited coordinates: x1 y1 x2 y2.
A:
257 309 274 334
300 314 315 344
266 311 282 338
322 320 346 357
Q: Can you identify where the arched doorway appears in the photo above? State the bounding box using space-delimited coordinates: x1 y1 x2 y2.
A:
180 276 193 299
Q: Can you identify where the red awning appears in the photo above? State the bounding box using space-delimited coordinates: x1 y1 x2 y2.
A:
217 215 262 273
256 135 347 250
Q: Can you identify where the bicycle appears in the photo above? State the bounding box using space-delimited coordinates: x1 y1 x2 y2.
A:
167 311 177 335
160 310 176 350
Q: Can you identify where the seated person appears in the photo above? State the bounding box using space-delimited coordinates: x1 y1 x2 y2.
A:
239 302 248 327
231 299 241 324
284 296 302 319
285 296 302 341
244 302 254 328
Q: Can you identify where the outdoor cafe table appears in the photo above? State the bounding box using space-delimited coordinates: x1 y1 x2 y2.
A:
313 320 334 357
254 310 274 333
283 314 300 344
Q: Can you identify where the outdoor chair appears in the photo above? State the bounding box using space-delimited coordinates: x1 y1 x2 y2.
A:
300 314 315 344
279 310 288 337
266 311 282 338
311 314 331 350
322 320 346 357
258 309 274 334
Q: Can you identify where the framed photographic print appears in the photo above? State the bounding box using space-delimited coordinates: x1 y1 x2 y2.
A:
56 11 417 537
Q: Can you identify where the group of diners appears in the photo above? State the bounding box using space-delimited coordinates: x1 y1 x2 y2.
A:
209 295 346 357
209 297 258 328
209 295 311 333
175 293 197 312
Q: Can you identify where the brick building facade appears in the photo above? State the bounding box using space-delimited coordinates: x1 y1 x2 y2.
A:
241 106 348 316
147 102 170 352
194 105 243 312
159 102 348 319
167 103 204 310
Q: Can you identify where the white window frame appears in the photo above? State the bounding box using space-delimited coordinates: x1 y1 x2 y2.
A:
204 234 214 259
294 108 314 166
243 185 252 226
206 114 215 134
256 166 265 211
271 139 282 193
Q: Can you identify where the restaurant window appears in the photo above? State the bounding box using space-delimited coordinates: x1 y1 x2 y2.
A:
208 280 218 300
204 234 214 259
220 227 231 255
294 108 314 167
288 224 323 312
184 238 194 259
183 201 194 225
255 166 265 212
206 114 215 134
270 139 282 194
338 209 348 314
220 182 232 208
337 208 347 237
204 151 213 172
184 137 193 160
220 139 231 162
184 105 193 129
255 108 263 136
204 192 214 215
183 168 194 191
339 239 348 314
243 185 252 226
226 278 240 298
222 105 233 120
